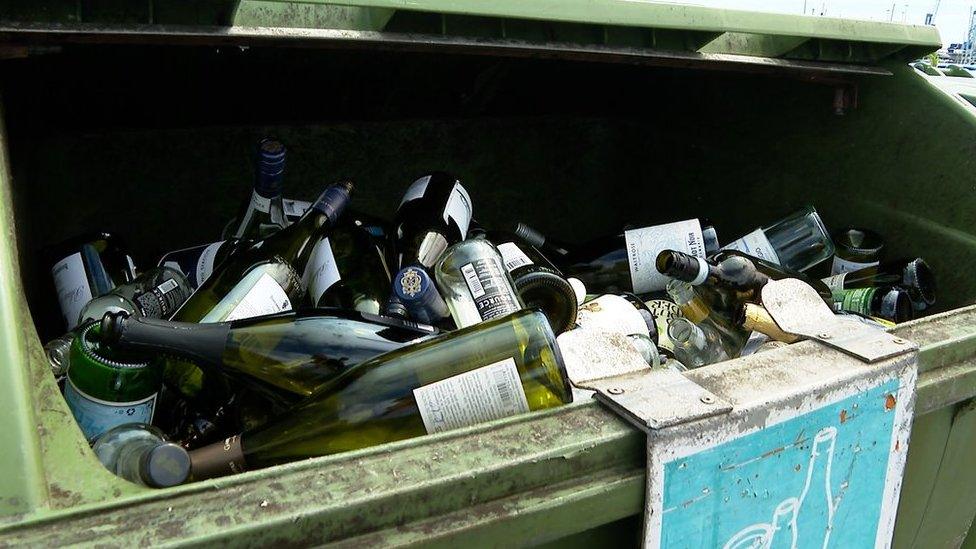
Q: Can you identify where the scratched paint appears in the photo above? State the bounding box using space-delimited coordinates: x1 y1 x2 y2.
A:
659 378 900 549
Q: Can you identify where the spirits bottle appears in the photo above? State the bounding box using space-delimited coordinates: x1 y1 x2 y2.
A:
78 266 193 326
435 239 524 328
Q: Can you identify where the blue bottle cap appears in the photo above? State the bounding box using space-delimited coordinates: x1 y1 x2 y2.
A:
393 266 449 323
255 138 286 197
311 181 354 223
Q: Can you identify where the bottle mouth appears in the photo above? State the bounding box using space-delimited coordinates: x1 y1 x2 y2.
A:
514 272 578 335
77 322 150 370
880 289 913 323
904 258 936 306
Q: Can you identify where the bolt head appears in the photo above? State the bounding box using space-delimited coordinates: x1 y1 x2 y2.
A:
700 395 715 404
893 338 907 345
608 387 625 395
818 332 832 339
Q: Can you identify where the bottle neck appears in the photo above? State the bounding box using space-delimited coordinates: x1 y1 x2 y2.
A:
666 280 709 323
668 318 707 352
99 313 231 370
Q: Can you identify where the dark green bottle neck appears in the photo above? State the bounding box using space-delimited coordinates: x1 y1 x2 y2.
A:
100 312 231 370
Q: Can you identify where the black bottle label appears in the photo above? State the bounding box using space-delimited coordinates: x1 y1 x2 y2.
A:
461 259 520 321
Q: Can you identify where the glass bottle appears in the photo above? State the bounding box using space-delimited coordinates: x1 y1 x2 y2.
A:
435 239 524 328
50 232 137 330
227 138 290 240
666 280 748 357
574 293 658 343
188 310 572 478
307 214 393 315
735 303 801 343
392 172 472 272
97 308 437 402
722 206 834 272
514 219 720 295
667 318 730 368
822 257 935 312
833 286 913 323
157 239 242 290
91 424 191 488
831 228 884 275
64 323 162 441
78 266 194 326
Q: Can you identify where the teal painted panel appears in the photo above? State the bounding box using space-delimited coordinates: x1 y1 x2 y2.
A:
661 379 900 549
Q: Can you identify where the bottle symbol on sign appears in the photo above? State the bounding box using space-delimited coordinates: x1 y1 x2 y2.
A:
723 426 838 549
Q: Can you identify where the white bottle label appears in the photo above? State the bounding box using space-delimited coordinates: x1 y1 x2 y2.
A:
201 270 292 322
283 198 311 219
303 237 342 305
52 252 93 330
414 357 530 434
497 242 534 272
195 241 225 287
831 255 878 275
822 272 848 293
575 294 650 338
399 175 431 206
126 255 137 278
623 219 706 294
443 183 473 238
63 378 156 441
722 228 781 264
644 298 684 353
249 191 273 213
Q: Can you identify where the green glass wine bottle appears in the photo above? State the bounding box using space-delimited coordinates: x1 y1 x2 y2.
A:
98 308 437 404
307 214 393 315
166 181 353 401
188 310 572 478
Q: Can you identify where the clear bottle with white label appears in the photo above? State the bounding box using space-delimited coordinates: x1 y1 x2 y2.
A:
49 232 138 330
78 266 194 326
574 293 659 343
435 239 525 328
165 182 352 405
514 219 720 296
721 206 834 272
157 239 242 290
226 138 290 241
187 310 572 479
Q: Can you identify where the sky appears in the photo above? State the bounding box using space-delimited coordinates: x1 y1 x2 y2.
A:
662 0 972 46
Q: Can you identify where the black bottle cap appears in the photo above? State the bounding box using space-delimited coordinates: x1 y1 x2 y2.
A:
141 443 192 488
97 311 128 346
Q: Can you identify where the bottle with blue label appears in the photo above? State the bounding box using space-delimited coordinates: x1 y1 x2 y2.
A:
63 323 162 441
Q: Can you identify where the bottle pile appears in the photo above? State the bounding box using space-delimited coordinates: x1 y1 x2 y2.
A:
43 138 937 486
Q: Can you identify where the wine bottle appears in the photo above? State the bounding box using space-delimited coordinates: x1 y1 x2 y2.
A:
188 310 572 478
514 219 720 295
575 293 658 343
735 303 801 343
78 266 194 326
227 138 290 240
64 323 162 440
657 249 833 318
666 280 748 357
393 172 473 271
50 232 138 330
475 226 578 335
165 182 352 402
98 308 437 402
91 424 191 488
392 265 451 324
822 257 935 311
721 206 834 272
158 239 242 290
833 286 913 323
667 318 729 368
306 214 393 315
435 239 524 328
831 228 884 275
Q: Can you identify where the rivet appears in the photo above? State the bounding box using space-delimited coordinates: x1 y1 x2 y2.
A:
893 338 907 345
608 387 625 395
818 332 832 339
700 395 715 404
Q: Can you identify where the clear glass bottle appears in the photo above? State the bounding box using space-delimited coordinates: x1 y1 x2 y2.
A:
722 206 834 272
78 266 194 326
666 280 748 357
157 239 242 290
91 424 191 488
435 239 524 329
667 318 730 368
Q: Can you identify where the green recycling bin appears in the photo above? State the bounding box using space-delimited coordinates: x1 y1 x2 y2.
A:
0 1 975 546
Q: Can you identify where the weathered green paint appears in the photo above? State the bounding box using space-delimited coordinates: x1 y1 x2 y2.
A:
0 17 969 547
233 0 394 31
